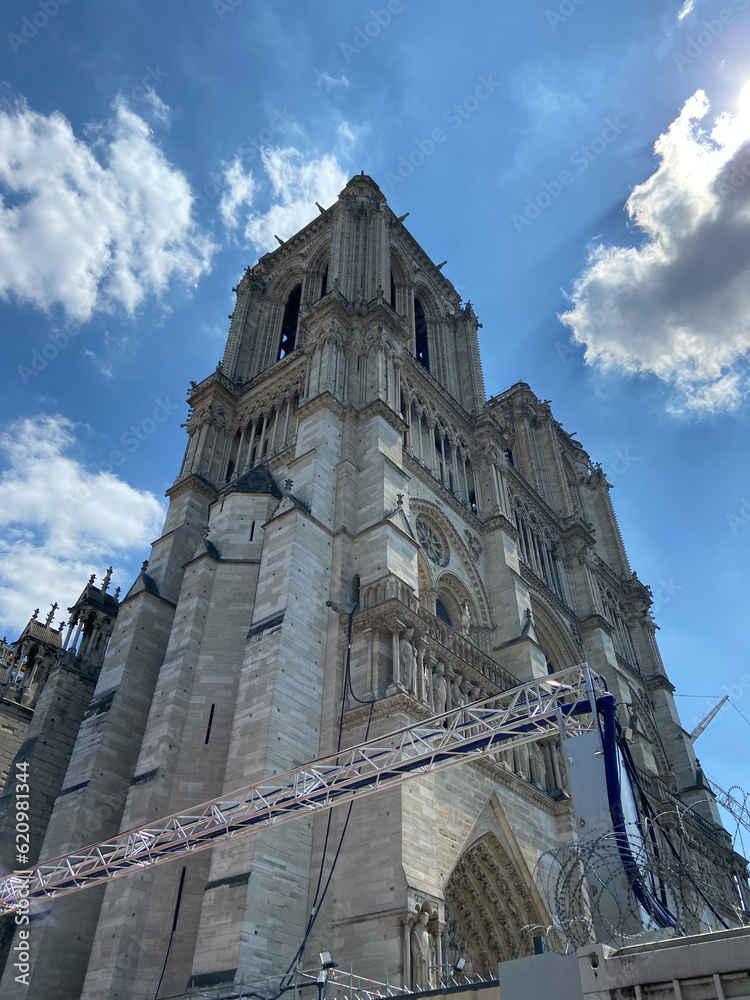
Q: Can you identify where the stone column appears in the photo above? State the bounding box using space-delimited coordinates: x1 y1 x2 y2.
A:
364 628 375 698
70 619 84 653
271 408 281 454
451 440 460 495
257 414 268 462
191 422 208 473
402 916 412 991
389 629 401 693
489 460 501 509
244 421 257 472
235 424 246 474
205 424 219 477
63 617 77 650
282 399 292 445
434 919 443 987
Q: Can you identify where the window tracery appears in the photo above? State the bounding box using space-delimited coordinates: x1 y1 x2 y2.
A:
415 515 449 567
510 491 564 598
597 582 639 669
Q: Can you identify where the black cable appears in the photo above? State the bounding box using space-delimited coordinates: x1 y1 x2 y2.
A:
619 735 731 930
154 865 187 998
278 598 374 993
730 700 750 730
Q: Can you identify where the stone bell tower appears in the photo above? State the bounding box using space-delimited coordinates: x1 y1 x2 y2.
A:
3 174 745 1000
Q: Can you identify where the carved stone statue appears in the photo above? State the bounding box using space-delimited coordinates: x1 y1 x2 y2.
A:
529 741 546 789
514 744 531 782
400 628 416 693
449 670 464 713
432 661 447 715
461 602 471 638
410 906 432 991
442 919 462 971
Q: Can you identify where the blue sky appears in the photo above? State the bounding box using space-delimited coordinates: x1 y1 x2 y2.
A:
1 0 749 839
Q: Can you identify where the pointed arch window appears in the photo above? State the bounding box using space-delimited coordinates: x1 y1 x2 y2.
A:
390 271 397 310
278 284 301 359
320 266 328 299
435 599 452 626
414 297 429 370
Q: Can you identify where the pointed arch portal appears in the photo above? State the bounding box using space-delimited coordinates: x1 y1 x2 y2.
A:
444 833 544 976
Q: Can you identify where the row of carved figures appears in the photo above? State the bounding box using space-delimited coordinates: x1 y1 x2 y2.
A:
408 906 477 991
390 630 567 796
391 628 486 712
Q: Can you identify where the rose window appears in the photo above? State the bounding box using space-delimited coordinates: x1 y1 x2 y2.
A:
415 515 449 566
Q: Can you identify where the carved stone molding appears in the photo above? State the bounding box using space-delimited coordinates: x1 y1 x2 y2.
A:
464 530 482 561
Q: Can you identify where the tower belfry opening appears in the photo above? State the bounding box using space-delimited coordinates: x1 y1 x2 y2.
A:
278 282 301 358
0 172 746 1000
414 295 429 369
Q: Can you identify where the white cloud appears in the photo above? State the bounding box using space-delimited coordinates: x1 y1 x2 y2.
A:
316 72 350 91
219 156 258 230
82 348 114 379
336 119 358 147
141 88 170 125
560 87 750 414
0 415 164 636
0 95 216 324
677 0 695 21
244 147 349 253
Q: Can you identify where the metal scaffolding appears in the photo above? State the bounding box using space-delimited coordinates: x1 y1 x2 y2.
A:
0 663 607 915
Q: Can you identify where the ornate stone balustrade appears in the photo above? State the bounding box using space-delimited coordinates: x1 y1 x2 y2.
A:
345 596 567 800
360 576 418 614
352 584 517 701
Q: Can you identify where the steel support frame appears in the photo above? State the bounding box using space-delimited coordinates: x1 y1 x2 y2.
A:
0 664 606 914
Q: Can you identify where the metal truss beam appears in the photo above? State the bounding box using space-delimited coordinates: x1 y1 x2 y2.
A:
707 779 750 838
0 664 606 914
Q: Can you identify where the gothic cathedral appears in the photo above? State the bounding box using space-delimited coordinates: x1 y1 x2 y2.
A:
0 174 746 999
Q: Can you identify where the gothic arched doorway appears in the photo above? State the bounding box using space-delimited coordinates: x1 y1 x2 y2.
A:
443 833 543 976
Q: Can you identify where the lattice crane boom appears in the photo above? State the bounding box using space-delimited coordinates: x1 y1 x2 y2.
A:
0 664 608 915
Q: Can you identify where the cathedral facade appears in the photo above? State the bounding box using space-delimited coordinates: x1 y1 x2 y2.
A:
0 174 746 999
